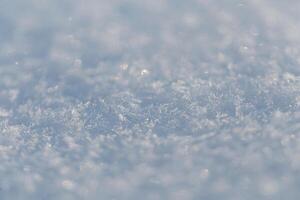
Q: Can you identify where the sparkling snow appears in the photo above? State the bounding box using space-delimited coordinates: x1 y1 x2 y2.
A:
1 0 300 199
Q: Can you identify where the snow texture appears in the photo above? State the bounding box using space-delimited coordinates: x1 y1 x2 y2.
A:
1 0 300 199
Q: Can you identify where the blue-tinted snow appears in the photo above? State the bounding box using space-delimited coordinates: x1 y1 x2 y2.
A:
1 0 300 199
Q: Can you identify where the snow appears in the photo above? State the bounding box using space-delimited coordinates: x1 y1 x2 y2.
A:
1 0 300 199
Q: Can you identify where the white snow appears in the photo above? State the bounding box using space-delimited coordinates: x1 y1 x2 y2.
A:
1 0 300 199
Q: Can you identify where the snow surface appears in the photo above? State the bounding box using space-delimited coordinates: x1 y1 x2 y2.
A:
1 0 300 199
